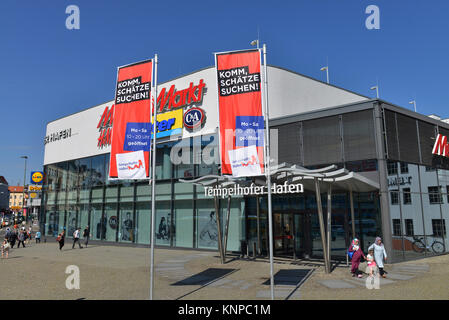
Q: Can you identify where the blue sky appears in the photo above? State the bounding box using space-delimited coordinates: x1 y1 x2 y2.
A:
1 0 449 186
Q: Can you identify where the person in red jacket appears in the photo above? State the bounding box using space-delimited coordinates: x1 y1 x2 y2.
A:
349 238 366 278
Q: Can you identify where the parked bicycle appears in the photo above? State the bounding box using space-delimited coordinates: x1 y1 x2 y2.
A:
412 235 445 254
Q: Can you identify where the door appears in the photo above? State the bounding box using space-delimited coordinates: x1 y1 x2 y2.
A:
273 213 294 257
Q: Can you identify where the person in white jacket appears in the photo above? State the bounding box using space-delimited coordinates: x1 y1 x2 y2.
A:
368 237 388 278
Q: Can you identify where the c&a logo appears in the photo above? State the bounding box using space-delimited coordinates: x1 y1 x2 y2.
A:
183 107 206 132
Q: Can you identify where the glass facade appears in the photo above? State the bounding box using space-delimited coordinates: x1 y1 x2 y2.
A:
40 103 449 263
40 134 247 251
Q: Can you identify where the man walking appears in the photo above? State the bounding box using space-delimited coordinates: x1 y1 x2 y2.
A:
9 229 17 248
83 226 90 248
72 228 83 249
17 230 26 248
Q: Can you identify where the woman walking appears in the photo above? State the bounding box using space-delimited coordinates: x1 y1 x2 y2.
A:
57 231 65 251
368 236 388 278
349 238 366 278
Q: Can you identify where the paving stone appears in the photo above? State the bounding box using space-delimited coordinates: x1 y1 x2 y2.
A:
256 290 296 298
317 280 356 289
383 273 415 280
345 276 395 286
393 266 428 274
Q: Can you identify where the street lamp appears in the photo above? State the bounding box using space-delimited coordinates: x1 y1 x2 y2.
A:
409 100 417 112
320 66 329 84
20 156 28 222
250 39 259 49
370 85 379 99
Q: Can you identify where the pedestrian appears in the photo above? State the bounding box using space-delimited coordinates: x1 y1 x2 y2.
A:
9 229 17 248
1 239 10 259
83 226 90 248
26 226 32 245
72 228 83 249
349 238 366 278
368 236 388 278
57 231 65 250
17 230 26 248
35 231 41 244
365 248 377 277
5 227 11 242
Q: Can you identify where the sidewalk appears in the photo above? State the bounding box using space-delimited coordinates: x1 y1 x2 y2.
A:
0 241 448 300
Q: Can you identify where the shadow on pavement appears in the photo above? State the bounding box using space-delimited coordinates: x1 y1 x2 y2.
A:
172 268 239 300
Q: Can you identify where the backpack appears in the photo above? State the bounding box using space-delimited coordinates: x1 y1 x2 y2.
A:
348 246 354 260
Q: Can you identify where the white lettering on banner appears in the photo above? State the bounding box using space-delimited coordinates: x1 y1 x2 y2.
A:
204 182 303 199
116 150 147 180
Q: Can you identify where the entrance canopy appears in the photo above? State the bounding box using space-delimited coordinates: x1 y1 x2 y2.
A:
179 162 379 193
179 163 379 273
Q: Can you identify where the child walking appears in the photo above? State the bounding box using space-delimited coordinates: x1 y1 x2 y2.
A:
366 249 377 277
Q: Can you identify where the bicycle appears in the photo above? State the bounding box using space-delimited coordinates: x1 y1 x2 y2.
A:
411 235 445 254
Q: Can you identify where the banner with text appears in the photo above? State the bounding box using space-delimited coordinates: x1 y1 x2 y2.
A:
109 59 153 179
215 49 264 176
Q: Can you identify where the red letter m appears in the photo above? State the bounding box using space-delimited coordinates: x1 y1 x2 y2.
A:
432 134 449 157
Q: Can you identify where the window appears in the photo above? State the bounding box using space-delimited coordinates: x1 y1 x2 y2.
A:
428 186 443 204
390 190 399 205
403 188 412 205
400 162 409 174
392 219 402 236
405 219 414 236
387 161 398 176
425 166 436 172
432 219 447 237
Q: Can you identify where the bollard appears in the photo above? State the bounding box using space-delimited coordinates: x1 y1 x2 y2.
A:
253 242 257 259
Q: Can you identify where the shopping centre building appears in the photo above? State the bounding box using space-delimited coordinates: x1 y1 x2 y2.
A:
41 65 449 262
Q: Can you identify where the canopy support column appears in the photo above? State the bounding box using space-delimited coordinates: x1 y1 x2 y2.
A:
223 195 231 260
349 187 356 239
314 178 330 273
214 187 225 264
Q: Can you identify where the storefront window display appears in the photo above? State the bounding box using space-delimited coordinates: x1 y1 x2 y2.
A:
103 203 118 242
135 202 151 244
155 201 171 246
119 202 135 243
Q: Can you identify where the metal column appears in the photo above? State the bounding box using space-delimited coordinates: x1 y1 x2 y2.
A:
327 184 332 272
314 178 330 273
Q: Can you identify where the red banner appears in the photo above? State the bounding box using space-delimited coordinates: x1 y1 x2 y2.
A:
215 49 264 175
109 59 153 178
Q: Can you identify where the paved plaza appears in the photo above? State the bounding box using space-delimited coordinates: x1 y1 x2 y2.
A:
1 230 449 300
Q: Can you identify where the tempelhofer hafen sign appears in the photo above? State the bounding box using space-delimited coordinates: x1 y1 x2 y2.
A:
204 182 304 198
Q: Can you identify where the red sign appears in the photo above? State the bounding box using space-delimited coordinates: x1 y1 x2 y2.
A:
432 134 449 157
157 79 206 112
97 104 114 149
109 60 153 178
215 49 264 175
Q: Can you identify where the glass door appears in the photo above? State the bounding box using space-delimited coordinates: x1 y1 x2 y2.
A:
273 213 294 257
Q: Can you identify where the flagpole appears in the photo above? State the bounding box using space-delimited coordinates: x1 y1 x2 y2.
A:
150 54 158 300
262 44 275 300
